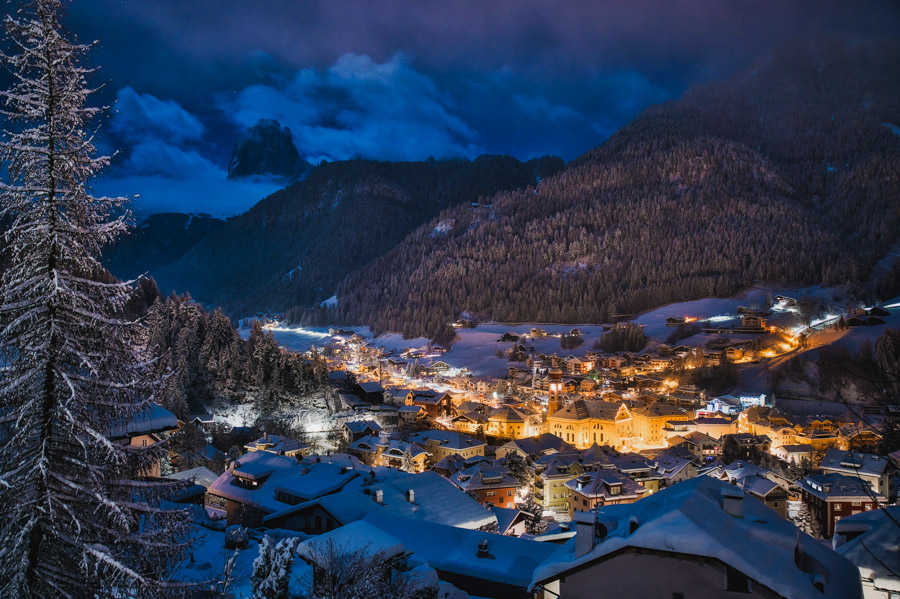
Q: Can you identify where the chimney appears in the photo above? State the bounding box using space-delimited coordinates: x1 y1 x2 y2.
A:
477 539 489 558
375 489 384 504
721 487 744 518
574 512 596 558
407 489 415 503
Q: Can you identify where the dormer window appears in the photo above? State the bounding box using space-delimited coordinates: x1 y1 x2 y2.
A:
607 483 622 495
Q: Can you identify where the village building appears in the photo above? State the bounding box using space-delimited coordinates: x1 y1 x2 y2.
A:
110 403 179 478
564 469 646 518
798 473 886 537
496 434 575 461
533 453 584 516
262 468 498 534
343 419 382 441
205 452 361 527
450 462 520 509
244 433 311 457
405 389 454 418
531 477 863 599
487 405 541 439
409 429 486 462
833 506 900 599
348 434 428 473
773 443 815 465
819 448 893 498
666 431 720 461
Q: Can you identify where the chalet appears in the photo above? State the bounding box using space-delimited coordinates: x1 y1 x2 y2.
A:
204 452 360 526
405 390 453 418
667 431 720 460
348 434 428 473
819 448 893 498
773 443 815 465
409 430 486 462
735 474 788 517
531 477 862 599
244 433 310 457
496 434 575 461
799 473 886 537
262 468 498 533
654 451 697 487
356 380 385 403
109 403 179 477
343 419 382 441
450 462 519 509
565 470 646 518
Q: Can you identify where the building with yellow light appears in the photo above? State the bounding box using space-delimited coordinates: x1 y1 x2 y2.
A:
546 400 692 451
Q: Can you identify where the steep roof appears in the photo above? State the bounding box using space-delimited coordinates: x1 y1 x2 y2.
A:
451 462 518 492
265 468 497 530
820 448 890 477
833 507 900 594
532 477 863 599
410 430 484 451
364 512 560 590
207 452 360 513
551 399 620 421
109 403 178 439
799 473 883 501
504 433 574 457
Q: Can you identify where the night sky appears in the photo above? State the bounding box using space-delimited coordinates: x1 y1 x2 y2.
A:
56 0 900 216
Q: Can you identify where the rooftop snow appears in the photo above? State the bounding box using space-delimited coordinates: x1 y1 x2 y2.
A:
532 477 862 599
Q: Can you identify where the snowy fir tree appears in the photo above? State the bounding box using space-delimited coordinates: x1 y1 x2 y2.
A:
251 536 300 599
0 1 190 596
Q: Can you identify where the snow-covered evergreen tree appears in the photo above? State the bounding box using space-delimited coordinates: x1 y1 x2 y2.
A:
0 1 189 596
251 536 300 599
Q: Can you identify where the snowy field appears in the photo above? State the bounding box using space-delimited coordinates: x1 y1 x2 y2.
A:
248 286 898 380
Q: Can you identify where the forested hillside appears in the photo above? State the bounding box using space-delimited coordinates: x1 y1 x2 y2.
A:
328 38 900 340
151 155 563 316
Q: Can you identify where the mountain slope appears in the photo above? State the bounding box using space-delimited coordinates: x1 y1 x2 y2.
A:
153 155 563 314
103 212 225 282
330 38 900 339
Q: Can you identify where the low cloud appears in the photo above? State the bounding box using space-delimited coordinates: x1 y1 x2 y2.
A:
110 86 205 145
219 53 483 162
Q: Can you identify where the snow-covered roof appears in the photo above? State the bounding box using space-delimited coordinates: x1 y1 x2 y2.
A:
166 466 219 489
410 430 485 451
503 434 573 457
799 473 883 501
531 477 863 599
245 434 307 455
450 462 518 492
820 448 890 477
492 506 526 535
363 512 560 590
108 403 178 439
736 474 780 498
358 381 385 394
565 469 645 501
833 507 900 593
207 452 360 513
344 419 381 434
264 468 497 530
297 520 405 563
350 435 428 459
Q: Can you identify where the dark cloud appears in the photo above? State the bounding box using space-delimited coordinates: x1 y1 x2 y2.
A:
54 0 900 214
